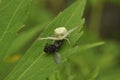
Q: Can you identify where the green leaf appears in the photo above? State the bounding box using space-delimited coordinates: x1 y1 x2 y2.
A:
5 0 86 80
0 0 30 57
0 0 31 79
6 25 43 56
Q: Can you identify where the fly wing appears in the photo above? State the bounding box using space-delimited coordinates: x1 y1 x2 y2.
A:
54 52 61 64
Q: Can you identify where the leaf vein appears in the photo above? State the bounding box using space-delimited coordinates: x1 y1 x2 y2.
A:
16 53 44 80
0 0 24 41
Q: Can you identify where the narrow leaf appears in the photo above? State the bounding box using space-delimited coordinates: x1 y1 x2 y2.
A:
5 0 86 80
0 0 31 57
0 0 31 79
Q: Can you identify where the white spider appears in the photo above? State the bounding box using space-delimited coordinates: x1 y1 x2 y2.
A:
37 26 78 44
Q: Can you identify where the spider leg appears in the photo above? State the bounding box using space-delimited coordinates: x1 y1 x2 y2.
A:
64 38 71 45
37 37 60 41
61 26 79 39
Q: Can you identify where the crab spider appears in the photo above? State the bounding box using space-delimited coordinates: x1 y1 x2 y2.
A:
37 26 78 44
38 26 79 64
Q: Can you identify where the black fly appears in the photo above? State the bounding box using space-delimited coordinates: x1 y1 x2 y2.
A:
44 40 64 64
44 40 64 53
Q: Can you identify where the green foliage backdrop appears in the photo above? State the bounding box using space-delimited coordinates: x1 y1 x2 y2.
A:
0 0 109 80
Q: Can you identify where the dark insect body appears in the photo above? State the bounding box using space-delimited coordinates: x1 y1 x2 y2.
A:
44 40 64 53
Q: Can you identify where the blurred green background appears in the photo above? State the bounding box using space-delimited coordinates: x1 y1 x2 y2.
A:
1 0 120 80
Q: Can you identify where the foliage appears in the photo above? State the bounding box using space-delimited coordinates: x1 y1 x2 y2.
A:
1 0 119 80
